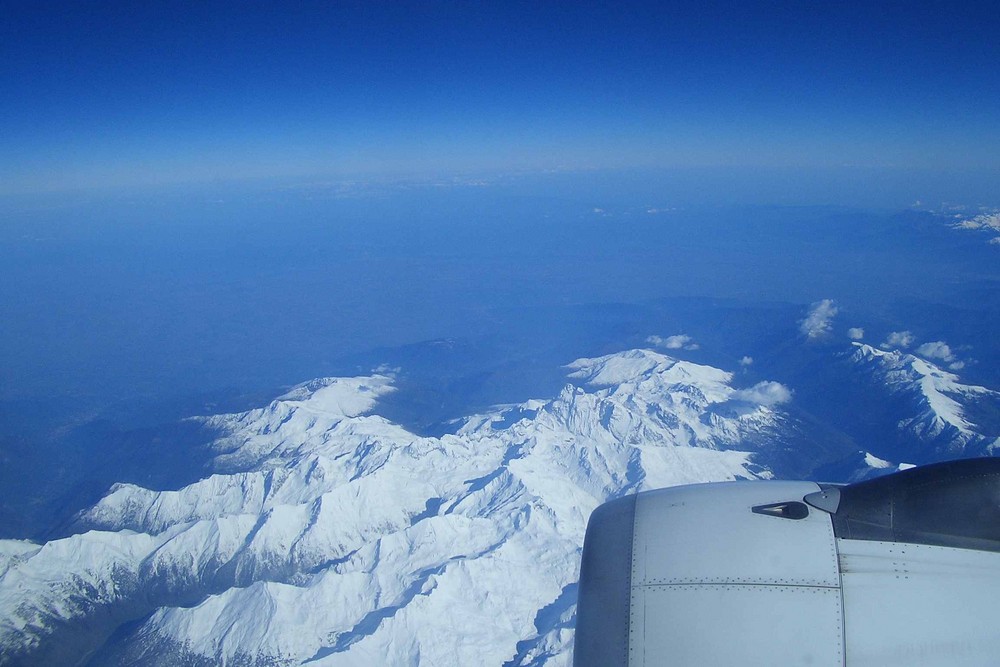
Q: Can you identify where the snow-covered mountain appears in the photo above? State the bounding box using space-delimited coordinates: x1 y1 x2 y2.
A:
850 343 1000 457
0 349 799 666
4 344 996 665
951 211 1000 245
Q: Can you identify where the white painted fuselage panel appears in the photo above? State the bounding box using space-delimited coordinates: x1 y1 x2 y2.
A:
840 539 1000 666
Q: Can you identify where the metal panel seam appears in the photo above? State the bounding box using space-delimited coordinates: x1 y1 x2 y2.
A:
639 576 839 586
833 515 846 667
628 494 639 667
632 582 841 590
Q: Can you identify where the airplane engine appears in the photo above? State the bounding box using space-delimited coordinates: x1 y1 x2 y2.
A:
574 458 1000 666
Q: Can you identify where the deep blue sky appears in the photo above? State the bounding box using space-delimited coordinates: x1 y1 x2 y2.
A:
2 1 998 194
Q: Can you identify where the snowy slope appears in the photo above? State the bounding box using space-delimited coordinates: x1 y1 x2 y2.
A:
850 343 1000 455
1 350 796 666
952 211 1000 245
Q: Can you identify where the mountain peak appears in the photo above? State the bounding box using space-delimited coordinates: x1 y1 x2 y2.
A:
565 348 730 389
850 342 997 446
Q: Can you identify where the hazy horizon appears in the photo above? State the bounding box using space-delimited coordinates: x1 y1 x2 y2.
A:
4 2 999 194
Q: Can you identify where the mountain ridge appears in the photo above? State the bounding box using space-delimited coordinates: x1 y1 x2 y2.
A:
1 349 790 666
2 345 998 665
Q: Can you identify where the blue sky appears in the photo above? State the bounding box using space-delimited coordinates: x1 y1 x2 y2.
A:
2 1 998 194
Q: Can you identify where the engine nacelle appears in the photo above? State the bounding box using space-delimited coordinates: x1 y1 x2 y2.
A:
575 458 1000 666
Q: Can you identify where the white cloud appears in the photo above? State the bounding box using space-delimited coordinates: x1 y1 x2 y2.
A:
738 356 754 367
949 361 966 370
800 299 838 339
732 381 793 407
848 327 865 340
647 334 700 351
916 341 956 363
881 330 915 349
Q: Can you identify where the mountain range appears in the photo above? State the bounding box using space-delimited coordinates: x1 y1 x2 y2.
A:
2 344 998 666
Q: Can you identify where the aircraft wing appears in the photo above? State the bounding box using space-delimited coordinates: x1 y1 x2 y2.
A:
575 458 1000 666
